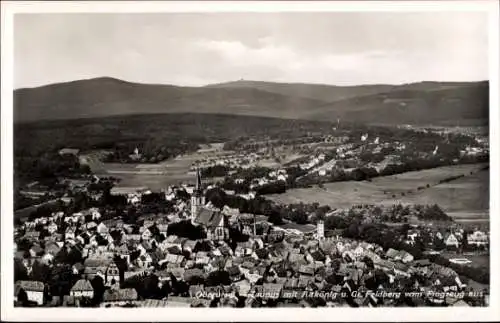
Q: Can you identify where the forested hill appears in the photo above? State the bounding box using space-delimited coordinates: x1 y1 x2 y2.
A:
14 77 488 126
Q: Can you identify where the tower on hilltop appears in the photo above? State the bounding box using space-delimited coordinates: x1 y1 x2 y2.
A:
191 167 205 220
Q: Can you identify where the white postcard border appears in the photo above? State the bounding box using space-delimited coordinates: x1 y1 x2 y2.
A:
1 1 499 322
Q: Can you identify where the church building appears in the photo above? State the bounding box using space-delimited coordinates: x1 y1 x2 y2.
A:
190 168 229 241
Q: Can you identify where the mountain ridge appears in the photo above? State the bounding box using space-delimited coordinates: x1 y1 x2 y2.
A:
14 77 489 126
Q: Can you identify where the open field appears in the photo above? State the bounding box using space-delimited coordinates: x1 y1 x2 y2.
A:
268 163 489 223
82 151 203 189
82 147 302 191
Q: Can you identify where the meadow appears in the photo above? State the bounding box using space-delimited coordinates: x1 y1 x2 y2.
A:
86 148 302 190
268 163 489 223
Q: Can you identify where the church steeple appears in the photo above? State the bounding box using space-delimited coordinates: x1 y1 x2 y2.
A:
195 167 202 194
191 166 205 221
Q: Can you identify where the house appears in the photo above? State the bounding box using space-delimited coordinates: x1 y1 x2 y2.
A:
141 228 152 241
467 230 488 247
157 224 169 236
47 239 64 256
72 263 85 275
182 240 197 253
29 245 44 258
440 276 461 292
97 223 109 237
23 230 41 242
445 233 460 248
15 280 45 305
260 283 283 299
386 248 399 259
163 235 183 250
126 234 142 242
89 208 102 220
298 264 315 277
352 245 365 259
65 227 76 241
374 259 395 272
227 265 242 282
47 222 58 234
161 253 185 267
86 222 98 231
194 253 210 266
70 279 94 299
393 263 411 277
137 254 153 268
399 251 414 264
413 259 431 267
192 208 229 241
102 288 138 306
234 280 252 297
40 253 55 266
169 267 186 281
83 257 112 279
59 148 80 156
184 268 205 283
106 263 120 286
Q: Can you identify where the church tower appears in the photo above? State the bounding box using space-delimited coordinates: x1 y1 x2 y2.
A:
191 167 205 220
317 220 325 240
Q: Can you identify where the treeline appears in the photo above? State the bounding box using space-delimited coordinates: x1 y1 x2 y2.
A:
15 153 90 186
167 220 207 240
205 188 273 216
291 154 488 190
204 187 331 226
14 192 60 211
102 140 200 164
201 165 230 178
15 113 337 163
332 204 453 223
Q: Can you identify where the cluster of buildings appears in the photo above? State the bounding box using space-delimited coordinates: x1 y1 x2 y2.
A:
14 213 487 308
13 169 489 309
14 122 491 308
327 205 489 250
193 151 274 171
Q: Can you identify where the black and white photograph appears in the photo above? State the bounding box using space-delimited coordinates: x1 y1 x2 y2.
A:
1 1 499 321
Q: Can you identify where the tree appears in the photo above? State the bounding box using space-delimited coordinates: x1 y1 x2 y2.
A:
176 189 190 202
206 270 231 287
268 213 283 225
362 256 374 269
14 259 29 282
49 264 75 297
167 220 206 240
205 188 227 209
344 223 360 238
142 192 165 204
17 288 29 305
314 208 327 222
91 276 106 305
31 261 51 282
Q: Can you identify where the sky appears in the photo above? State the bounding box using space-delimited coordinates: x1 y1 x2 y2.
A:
14 12 489 89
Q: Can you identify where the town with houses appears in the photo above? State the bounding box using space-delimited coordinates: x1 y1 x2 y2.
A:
13 126 490 308
6 6 495 320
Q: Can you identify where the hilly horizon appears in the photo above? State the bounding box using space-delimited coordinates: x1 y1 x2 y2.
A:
14 77 489 126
